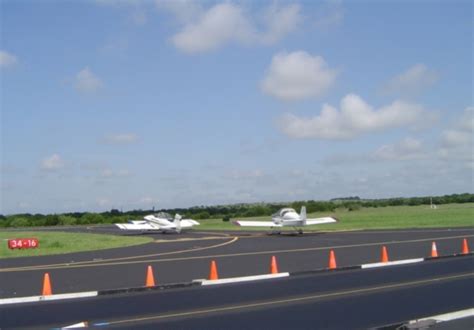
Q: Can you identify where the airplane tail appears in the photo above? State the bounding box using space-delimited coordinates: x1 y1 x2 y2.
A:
174 214 182 233
300 206 307 225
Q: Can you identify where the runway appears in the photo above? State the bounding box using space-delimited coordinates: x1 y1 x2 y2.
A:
1 228 473 298
1 256 473 329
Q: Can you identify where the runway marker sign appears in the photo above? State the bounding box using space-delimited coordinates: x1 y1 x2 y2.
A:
7 238 39 249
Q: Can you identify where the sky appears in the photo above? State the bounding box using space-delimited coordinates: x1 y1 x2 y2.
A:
1 0 472 215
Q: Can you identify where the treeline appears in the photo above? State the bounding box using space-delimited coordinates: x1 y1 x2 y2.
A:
0 193 472 228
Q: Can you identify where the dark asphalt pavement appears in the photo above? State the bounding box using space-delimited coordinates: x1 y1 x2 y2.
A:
1 256 473 329
1 228 473 298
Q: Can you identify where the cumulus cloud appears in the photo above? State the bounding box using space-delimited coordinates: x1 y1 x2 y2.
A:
172 3 253 53
259 3 302 45
74 67 103 93
0 50 18 68
261 51 337 101
438 107 473 163
168 3 301 53
103 133 139 145
96 0 148 25
41 154 65 171
279 94 431 140
313 0 344 29
383 63 438 97
155 0 204 24
372 137 425 161
100 169 130 178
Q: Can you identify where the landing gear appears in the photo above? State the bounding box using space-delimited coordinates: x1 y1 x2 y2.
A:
268 230 282 235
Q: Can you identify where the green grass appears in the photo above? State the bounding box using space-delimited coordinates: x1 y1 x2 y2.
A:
0 231 153 259
197 203 474 231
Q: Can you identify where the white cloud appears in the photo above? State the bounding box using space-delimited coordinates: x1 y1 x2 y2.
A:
155 0 203 24
170 3 301 53
373 137 425 161
441 130 471 147
313 0 344 29
41 154 65 171
384 63 438 97
172 3 253 53
438 107 473 163
225 169 264 180
100 169 130 178
259 3 302 45
96 0 148 26
0 50 18 68
97 198 111 207
279 94 430 140
103 133 139 145
74 67 103 93
261 51 337 101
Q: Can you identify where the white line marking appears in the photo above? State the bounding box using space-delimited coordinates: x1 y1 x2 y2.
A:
361 258 424 269
198 273 290 286
0 291 98 305
409 308 474 323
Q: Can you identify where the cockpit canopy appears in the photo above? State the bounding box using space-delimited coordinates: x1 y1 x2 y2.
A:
272 208 297 218
154 212 173 220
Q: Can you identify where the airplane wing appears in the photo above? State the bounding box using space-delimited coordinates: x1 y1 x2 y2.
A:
305 217 338 225
234 221 282 227
115 223 160 230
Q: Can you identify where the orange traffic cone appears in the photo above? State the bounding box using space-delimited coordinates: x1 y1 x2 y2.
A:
208 260 219 280
145 265 155 287
381 246 389 263
461 239 470 254
431 242 438 258
270 256 279 274
328 250 337 270
42 273 52 296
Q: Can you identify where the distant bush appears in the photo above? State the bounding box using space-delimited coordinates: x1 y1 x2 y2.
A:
9 217 31 227
222 216 230 222
58 215 77 226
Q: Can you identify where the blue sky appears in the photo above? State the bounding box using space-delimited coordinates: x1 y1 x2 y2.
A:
1 0 472 214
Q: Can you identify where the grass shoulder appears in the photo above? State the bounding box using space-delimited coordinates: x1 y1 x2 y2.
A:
0 231 153 259
197 203 474 231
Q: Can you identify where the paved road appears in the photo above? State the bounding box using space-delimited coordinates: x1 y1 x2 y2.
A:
0 228 472 298
1 256 473 329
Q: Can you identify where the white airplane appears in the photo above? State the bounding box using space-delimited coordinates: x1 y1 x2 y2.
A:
234 206 337 234
115 212 200 233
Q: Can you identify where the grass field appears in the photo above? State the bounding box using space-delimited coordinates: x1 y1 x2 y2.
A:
197 203 474 231
0 231 152 259
0 203 472 259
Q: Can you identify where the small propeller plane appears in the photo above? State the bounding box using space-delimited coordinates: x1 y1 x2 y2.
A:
233 206 337 234
115 212 199 233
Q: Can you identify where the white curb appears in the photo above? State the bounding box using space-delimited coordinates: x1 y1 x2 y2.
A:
361 258 424 269
0 291 98 305
197 273 290 286
409 308 474 323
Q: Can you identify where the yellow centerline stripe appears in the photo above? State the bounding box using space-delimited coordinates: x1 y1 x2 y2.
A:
0 237 239 272
105 272 474 325
2 234 472 273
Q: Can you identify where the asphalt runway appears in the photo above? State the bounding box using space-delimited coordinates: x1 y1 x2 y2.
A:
1 256 473 329
1 227 473 298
